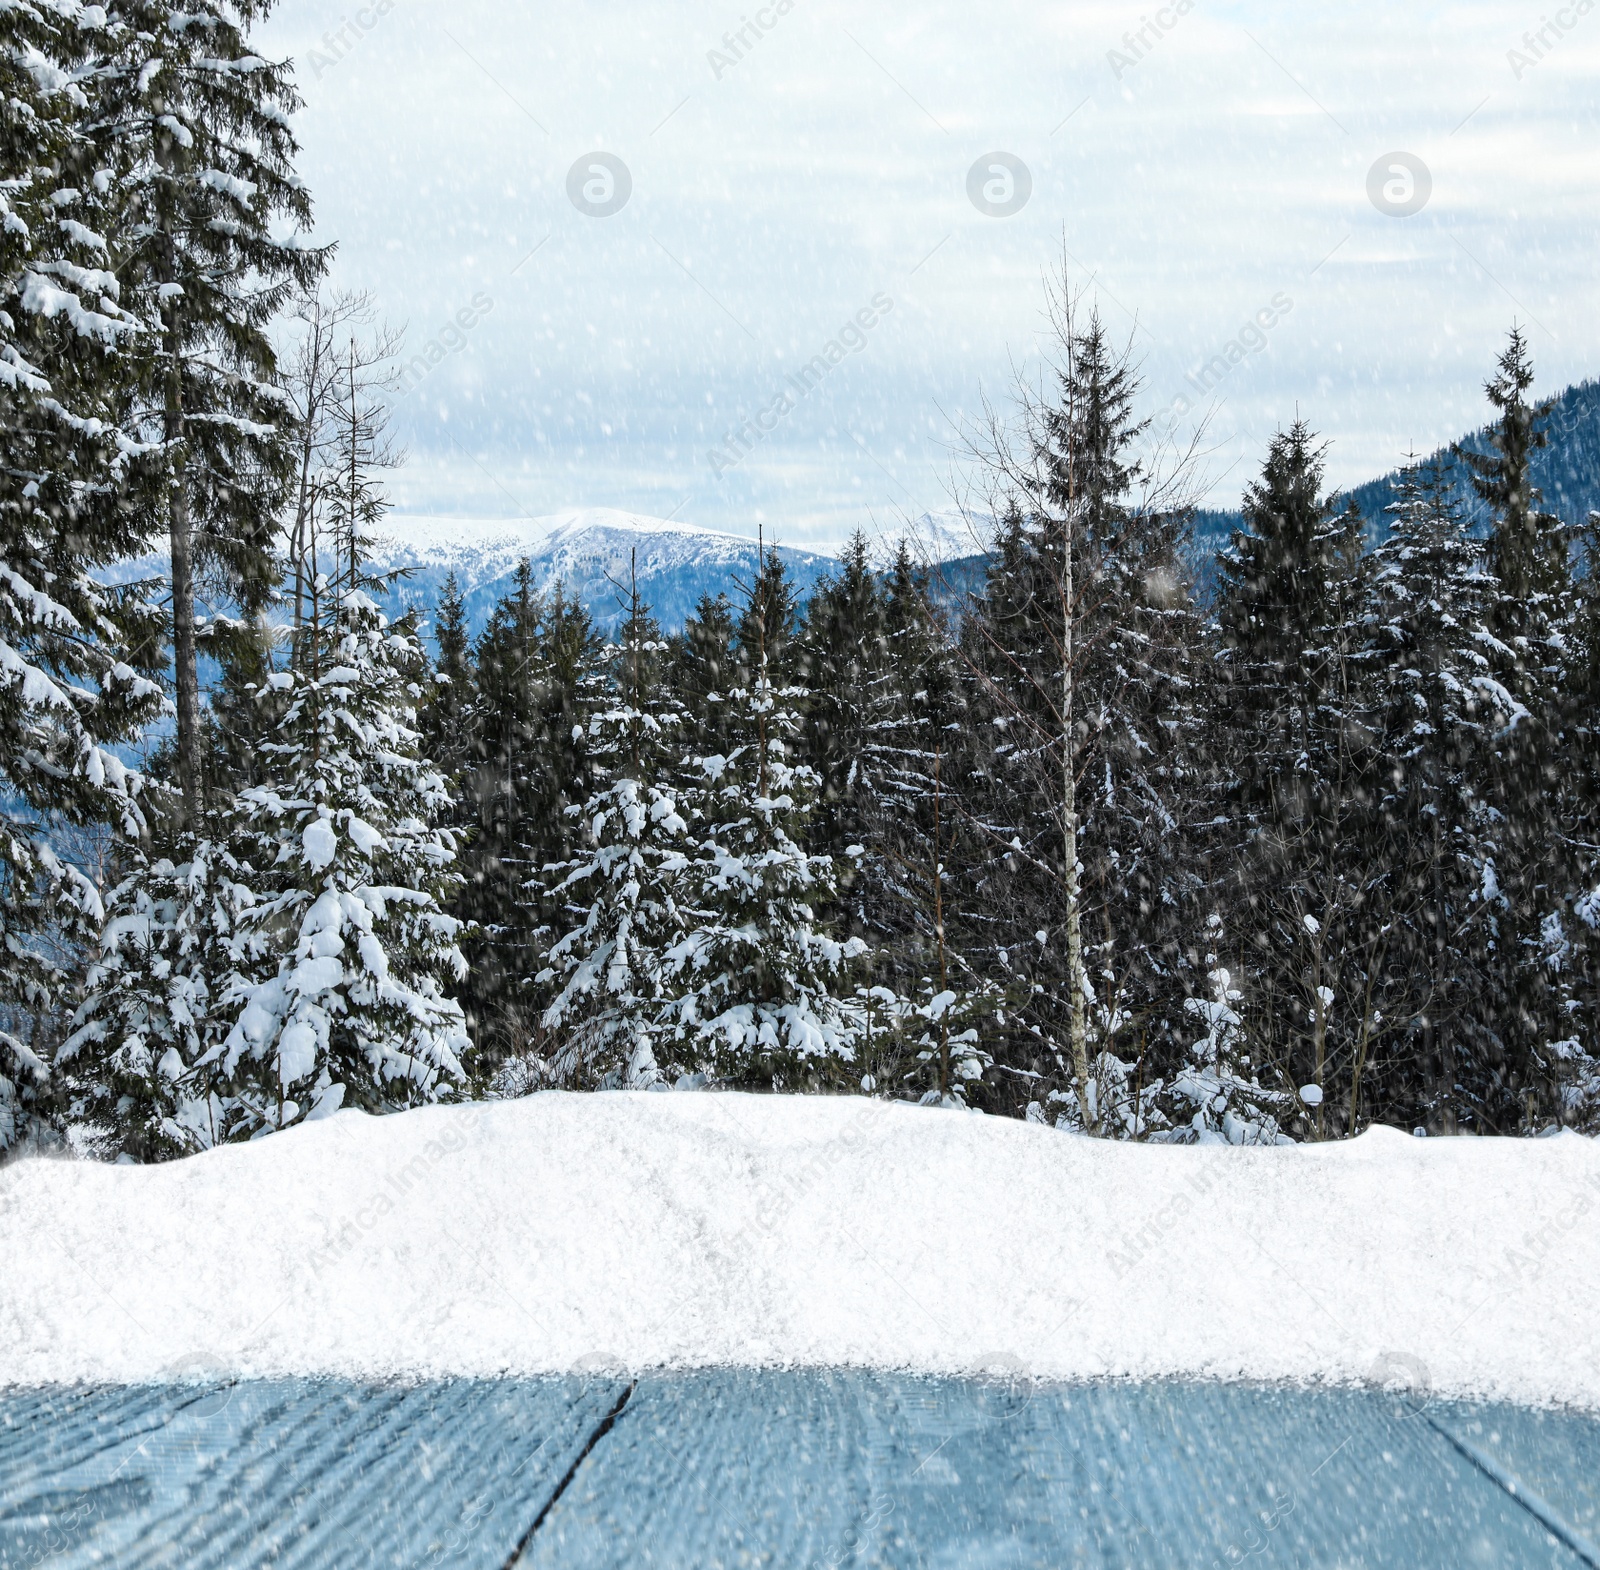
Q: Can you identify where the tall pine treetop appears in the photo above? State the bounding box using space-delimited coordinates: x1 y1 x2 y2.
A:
1218 419 1336 664
1454 327 1567 637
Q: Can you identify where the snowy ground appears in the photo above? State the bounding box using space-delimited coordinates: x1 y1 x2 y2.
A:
1 1093 1596 1407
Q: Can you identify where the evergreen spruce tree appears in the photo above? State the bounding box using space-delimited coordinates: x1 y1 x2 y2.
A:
539 581 692 1088
958 507 1096 1124
798 531 890 864
457 561 543 1050
1162 961 1296 1146
1451 331 1572 1128
418 569 473 785
519 585 607 1017
1208 425 1380 1134
1456 328 1567 643
458 570 605 1062
660 553 866 1087
1364 456 1500 1130
93 0 327 819
958 301 1204 1128
0 0 164 1147
58 838 255 1157
662 680 867 1087
852 544 954 963
194 611 284 801
211 592 470 1135
859 545 1000 1103
668 590 736 755
735 541 799 687
1043 317 1204 1097
882 543 949 704
1554 511 1600 1129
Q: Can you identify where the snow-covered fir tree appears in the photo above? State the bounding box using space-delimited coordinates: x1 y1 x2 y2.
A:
799 531 891 861
795 537 1005 1118
659 560 867 1088
458 570 607 1062
1550 509 1600 1130
0 0 164 1148
58 837 254 1157
67 269 467 1152
1457 328 1568 650
203 591 470 1136
1450 331 1574 1129
1034 311 1206 1094
1364 456 1501 1130
955 294 1207 1128
1038 914 1296 1143
873 603 1000 1108
1211 424 1378 1136
902 978 996 1107
538 580 693 1089
453 562 542 1043
93 0 326 817
1160 955 1297 1146
418 569 473 786
669 590 737 756
734 540 800 687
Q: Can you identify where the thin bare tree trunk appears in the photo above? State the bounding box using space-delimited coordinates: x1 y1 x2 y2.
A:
1060 508 1093 1131
1310 922 1328 1139
289 309 324 663
755 525 769 798
346 339 358 597
933 742 950 1099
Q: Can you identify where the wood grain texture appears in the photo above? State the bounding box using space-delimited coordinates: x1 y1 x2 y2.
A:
4 1375 1598 1569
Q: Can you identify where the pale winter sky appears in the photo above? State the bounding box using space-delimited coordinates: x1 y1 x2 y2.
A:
259 0 1600 549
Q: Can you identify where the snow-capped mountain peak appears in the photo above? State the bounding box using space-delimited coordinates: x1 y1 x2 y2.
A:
369 509 837 634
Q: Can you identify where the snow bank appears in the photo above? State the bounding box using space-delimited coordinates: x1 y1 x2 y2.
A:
2 1094 1597 1406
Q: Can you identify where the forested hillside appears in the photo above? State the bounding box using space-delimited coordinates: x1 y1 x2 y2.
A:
1193 376 1600 568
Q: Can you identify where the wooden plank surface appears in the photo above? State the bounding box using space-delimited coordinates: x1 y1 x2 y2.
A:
4 1375 1597 1568
0 1376 626 1568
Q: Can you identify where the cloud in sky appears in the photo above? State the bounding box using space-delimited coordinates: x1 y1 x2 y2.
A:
261 0 1600 548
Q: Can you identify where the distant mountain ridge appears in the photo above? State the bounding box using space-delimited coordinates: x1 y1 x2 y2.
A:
106 381 1599 638
364 509 836 636
104 506 991 643
360 506 995 637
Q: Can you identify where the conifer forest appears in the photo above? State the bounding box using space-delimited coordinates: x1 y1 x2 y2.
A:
3 0 1599 1170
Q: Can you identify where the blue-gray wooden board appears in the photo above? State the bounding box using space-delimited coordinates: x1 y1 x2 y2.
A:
3 1373 1596 1568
